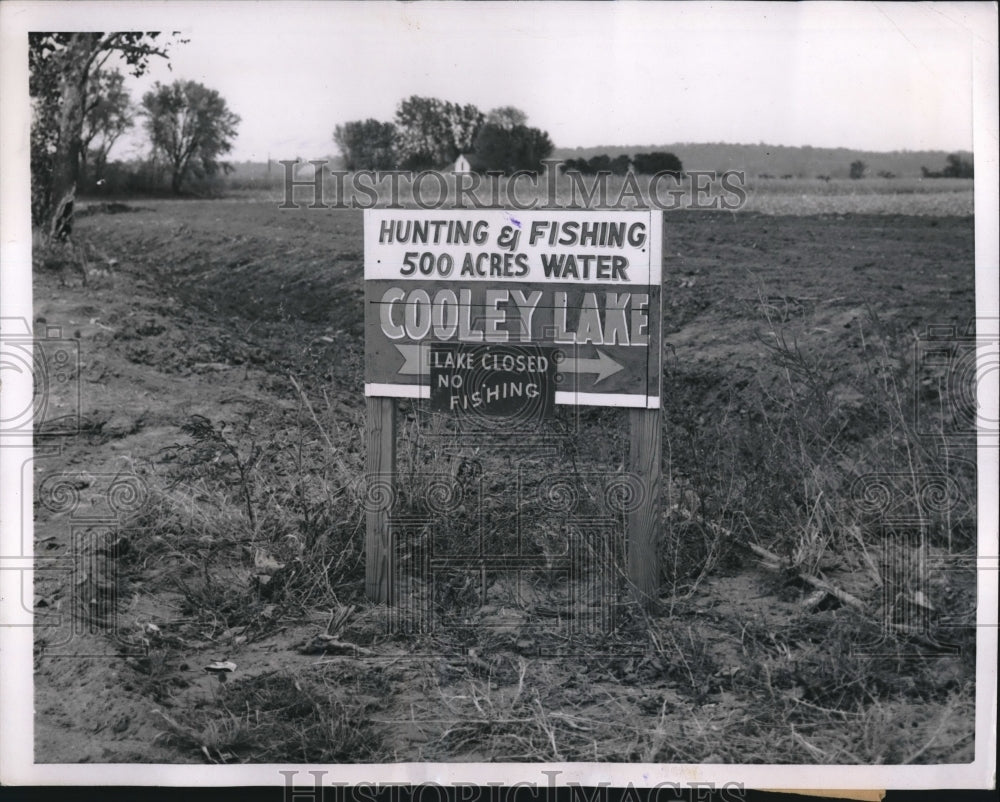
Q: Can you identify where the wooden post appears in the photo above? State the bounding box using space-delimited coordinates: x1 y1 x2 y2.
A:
628 407 662 605
365 396 396 603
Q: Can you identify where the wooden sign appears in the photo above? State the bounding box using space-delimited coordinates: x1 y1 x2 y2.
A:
363 209 663 606
364 210 662 409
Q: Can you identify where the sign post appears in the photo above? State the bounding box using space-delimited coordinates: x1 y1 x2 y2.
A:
628 406 662 602
365 396 396 603
363 209 663 603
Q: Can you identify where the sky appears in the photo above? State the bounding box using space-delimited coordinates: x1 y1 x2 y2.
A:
9 2 992 162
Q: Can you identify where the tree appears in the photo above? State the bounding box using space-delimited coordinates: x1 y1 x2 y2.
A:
561 158 593 175
80 69 135 185
485 105 528 130
632 152 683 177
472 123 554 175
29 32 176 238
333 119 397 171
394 95 484 170
141 80 240 193
849 159 867 179
586 154 612 174
943 153 974 178
609 154 631 176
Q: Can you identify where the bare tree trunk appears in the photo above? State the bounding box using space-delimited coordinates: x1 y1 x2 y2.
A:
47 102 80 240
46 37 93 240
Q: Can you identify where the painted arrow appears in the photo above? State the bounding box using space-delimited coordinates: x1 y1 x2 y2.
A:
557 349 624 383
396 343 625 384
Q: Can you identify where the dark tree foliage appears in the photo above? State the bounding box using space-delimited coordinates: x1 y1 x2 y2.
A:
333 119 397 171
560 158 592 174
943 153 974 178
849 159 867 179
609 154 631 176
472 123 554 175
586 154 612 174
631 151 683 176
921 154 975 179
141 80 240 194
394 95 484 170
29 32 176 238
562 151 683 177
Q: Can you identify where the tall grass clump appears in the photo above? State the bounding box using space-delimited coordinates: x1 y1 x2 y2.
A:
118 383 371 635
660 302 976 650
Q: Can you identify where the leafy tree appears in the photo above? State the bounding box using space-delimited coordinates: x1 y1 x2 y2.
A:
333 119 397 171
922 154 973 179
141 80 240 193
561 158 593 175
514 126 555 174
472 123 554 175
485 105 528 130
849 159 867 179
586 154 612 174
29 32 176 238
943 153 974 178
80 69 134 185
394 95 484 170
632 151 683 176
609 154 631 176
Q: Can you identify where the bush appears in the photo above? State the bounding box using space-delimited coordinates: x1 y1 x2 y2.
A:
922 154 973 179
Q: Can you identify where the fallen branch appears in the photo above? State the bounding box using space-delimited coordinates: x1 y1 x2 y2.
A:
297 632 373 656
743 540 868 612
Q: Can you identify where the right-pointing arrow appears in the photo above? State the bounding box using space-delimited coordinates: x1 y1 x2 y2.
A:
557 349 625 384
394 343 429 375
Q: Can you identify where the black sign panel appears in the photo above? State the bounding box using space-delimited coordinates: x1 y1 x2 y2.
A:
429 343 555 421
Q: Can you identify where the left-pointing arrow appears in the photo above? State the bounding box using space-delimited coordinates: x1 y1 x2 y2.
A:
395 343 430 375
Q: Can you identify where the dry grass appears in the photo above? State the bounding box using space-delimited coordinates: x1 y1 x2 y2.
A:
108 299 976 763
177 173 975 217
64 195 977 765
153 671 384 763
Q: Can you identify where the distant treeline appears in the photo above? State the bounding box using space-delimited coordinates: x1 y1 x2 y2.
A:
80 143 975 199
554 142 975 180
561 152 682 176
334 98 554 174
921 153 974 179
